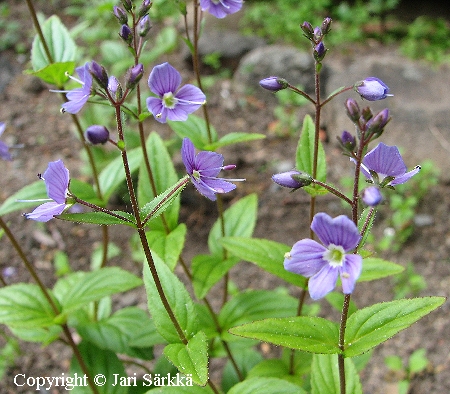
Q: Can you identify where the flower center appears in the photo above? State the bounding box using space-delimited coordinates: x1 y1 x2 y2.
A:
162 92 178 109
323 244 345 267
192 169 201 180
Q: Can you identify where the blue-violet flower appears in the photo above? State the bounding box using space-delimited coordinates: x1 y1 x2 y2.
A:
0 122 12 161
181 138 243 201
284 212 362 300
200 0 243 19
272 170 312 189
359 142 421 186
146 63 206 123
259 77 288 92
24 160 71 222
355 77 392 101
361 186 383 206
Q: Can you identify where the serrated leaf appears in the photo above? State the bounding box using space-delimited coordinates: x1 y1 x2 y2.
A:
0 181 47 216
58 211 136 227
229 316 340 354
143 251 198 344
208 194 258 257
168 114 218 150
163 331 209 386
358 207 376 250
204 132 265 150
359 257 404 281
311 354 362 394
0 283 59 328
31 15 77 71
221 237 307 288
26 61 75 86
344 297 445 357
191 254 240 299
228 377 305 394
55 268 142 314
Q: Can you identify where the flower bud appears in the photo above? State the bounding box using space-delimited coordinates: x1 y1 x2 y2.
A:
85 125 110 145
113 6 128 24
121 0 133 11
321 17 332 35
366 108 390 137
313 27 322 42
259 76 288 92
314 41 327 62
361 186 382 206
89 61 109 89
119 24 133 44
138 14 152 37
138 0 152 17
354 77 393 101
338 130 356 152
126 63 144 89
345 98 360 122
300 21 314 40
272 170 313 189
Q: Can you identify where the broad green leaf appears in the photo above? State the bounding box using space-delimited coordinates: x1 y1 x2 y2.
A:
55 267 142 314
219 290 299 341
191 254 240 299
229 316 340 354
222 347 263 392
143 251 198 344
9 325 62 345
69 178 104 207
221 237 307 288
147 385 214 393
0 180 47 216
168 115 218 150
323 85 347 104
26 61 75 86
99 147 143 201
138 133 180 231
344 297 445 357
59 211 136 227
204 132 265 150
146 224 187 271
311 354 362 394
228 377 305 394
325 293 358 316
296 114 327 196
359 257 404 282
0 284 59 328
0 336 20 381
208 194 258 257
31 15 77 71
70 341 127 394
90 242 121 271
163 331 209 386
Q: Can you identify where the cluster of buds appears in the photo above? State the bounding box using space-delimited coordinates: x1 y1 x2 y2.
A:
114 0 152 43
301 17 332 64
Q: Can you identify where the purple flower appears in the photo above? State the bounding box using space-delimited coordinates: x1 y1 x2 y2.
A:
200 0 243 19
361 186 383 206
355 77 393 101
51 63 93 114
146 63 206 123
359 142 421 186
181 138 243 201
0 122 12 161
24 160 71 222
284 213 362 300
85 125 110 145
272 170 312 189
259 77 288 92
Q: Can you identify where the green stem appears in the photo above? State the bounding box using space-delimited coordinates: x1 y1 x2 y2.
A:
312 180 352 205
338 294 351 394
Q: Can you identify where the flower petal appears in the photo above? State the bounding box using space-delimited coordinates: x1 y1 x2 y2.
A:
308 264 339 300
363 143 406 177
43 160 69 204
390 165 421 185
284 239 327 277
146 96 166 123
192 177 236 201
176 84 206 106
24 202 67 222
340 254 362 294
148 63 181 97
195 151 223 176
311 213 361 251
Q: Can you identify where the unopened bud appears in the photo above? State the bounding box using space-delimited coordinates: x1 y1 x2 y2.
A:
89 61 108 89
138 0 152 17
272 170 312 189
345 98 360 122
321 17 332 35
313 26 322 42
113 6 128 24
119 24 133 44
259 76 288 92
314 41 327 62
361 186 382 206
85 125 110 145
366 108 390 137
138 14 152 37
126 63 144 89
300 21 314 40
121 0 133 11
338 130 356 152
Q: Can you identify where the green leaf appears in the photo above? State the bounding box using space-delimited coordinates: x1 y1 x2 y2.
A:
221 237 307 288
31 15 77 71
146 224 187 271
9 325 62 345
99 147 143 201
90 242 121 271
325 293 358 316
323 86 347 103
191 254 240 299
311 354 362 394
143 252 198 344
208 194 258 257
408 348 428 374
59 211 136 227
147 385 215 393
222 347 263 392
359 257 404 282
55 267 142 314
163 331 209 386
344 297 445 357
26 61 75 86
168 115 218 150
358 207 376 250
0 284 59 328
229 316 340 354
138 133 180 231
204 132 265 150
228 377 306 394
70 341 127 394
70 178 104 207
220 290 300 341
0 180 47 216
296 114 327 196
